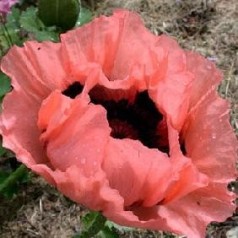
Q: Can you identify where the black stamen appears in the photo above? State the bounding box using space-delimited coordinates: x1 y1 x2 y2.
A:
89 88 169 153
62 82 83 99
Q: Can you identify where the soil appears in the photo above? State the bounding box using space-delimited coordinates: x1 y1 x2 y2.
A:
0 0 237 237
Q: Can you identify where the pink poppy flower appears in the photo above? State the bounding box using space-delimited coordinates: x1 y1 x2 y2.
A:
0 10 237 238
0 0 18 14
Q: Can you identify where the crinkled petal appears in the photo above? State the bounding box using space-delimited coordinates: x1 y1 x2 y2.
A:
185 51 222 111
1 41 68 100
38 90 111 173
183 58 237 182
156 189 236 238
0 90 48 165
163 154 209 204
181 92 237 212
0 41 69 167
61 10 157 81
149 71 193 129
177 53 237 237
52 165 125 211
148 35 194 129
37 92 128 211
158 123 208 203
102 138 173 207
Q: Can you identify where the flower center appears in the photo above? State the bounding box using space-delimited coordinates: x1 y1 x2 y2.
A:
62 82 83 99
89 87 169 154
62 83 170 154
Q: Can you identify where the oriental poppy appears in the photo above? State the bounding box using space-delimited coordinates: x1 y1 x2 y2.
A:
0 10 237 238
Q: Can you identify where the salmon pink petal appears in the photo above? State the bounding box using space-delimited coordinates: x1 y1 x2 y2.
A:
182 55 237 182
0 90 48 166
106 185 235 237
61 10 157 81
177 54 237 236
163 154 209 204
156 189 236 238
181 92 237 214
185 51 222 111
102 186 234 238
149 71 193 129
1 41 68 99
0 41 69 168
51 165 126 211
37 93 127 210
102 138 207 208
148 36 194 129
155 35 188 73
0 91 57 186
102 138 173 207
38 90 111 172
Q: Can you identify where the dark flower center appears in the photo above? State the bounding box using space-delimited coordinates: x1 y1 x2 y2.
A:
62 82 83 99
62 83 182 154
89 87 169 154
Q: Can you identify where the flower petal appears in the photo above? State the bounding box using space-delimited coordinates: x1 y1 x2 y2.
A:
0 90 48 166
1 41 68 100
156 189 236 238
177 53 237 237
61 10 156 81
52 165 125 211
148 36 194 129
102 138 174 207
185 51 222 111
183 64 237 182
163 123 208 203
38 90 111 173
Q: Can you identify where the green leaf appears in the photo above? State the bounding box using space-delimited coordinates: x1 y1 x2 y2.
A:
6 7 21 28
0 171 9 184
33 30 59 42
97 226 120 238
0 72 11 98
73 212 107 238
20 7 45 33
19 6 60 42
105 221 133 232
0 164 29 198
38 0 80 30
0 7 22 55
76 7 93 26
0 145 7 157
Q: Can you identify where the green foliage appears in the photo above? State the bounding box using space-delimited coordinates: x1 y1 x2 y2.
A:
38 0 80 30
0 2 93 58
73 212 120 238
0 6 60 57
75 212 107 238
0 72 11 103
20 6 45 32
0 8 23 55
0 164 29 198
105 221 133 232
19 7 60 42
76 7 93 26
97 226 119 238
0 146 6 157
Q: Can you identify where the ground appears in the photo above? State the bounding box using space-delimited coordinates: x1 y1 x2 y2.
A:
0 0 237 237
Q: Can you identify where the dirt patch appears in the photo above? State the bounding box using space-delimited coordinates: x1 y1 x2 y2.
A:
0 176 85 238
0 0 237 237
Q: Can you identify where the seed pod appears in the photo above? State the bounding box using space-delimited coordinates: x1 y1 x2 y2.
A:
38 0 80 30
